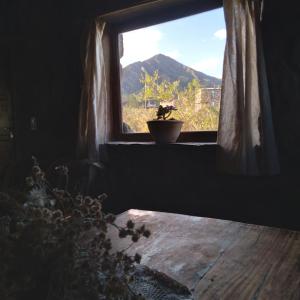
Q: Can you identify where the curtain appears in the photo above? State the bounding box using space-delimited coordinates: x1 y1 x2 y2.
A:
217 0 280 175
77 19 110 162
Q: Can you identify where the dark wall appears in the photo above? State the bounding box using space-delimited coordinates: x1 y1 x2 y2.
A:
0 0 84 162
107 143 287 228
263 1 300 175
1 0 300 229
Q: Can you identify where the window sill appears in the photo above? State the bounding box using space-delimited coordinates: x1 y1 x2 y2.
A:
111 132 217 143
106 141 218 148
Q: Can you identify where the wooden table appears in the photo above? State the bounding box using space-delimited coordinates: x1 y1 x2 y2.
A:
111 209 300 300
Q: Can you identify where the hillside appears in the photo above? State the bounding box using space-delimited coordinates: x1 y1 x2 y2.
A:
121 54 222 95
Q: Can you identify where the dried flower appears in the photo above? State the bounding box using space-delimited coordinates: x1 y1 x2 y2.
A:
25 176 35 187
0 158 151 300
27 188 49 207
73 209 83 218
105 214 116 224
42 207 52 219
134 253 142 264
75 195 83 206
32 165 41 174
52 210 63 220
143 229 151 238
119 228 127 238
84 196 93 206
137 225 145 234
126 220 135 229
55 165 69 175
98 193 108 202
132 234 139 243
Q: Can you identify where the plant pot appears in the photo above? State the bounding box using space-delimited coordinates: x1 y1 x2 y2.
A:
147 120 183 144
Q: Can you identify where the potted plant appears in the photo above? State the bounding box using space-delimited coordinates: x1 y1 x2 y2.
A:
147 105 183 144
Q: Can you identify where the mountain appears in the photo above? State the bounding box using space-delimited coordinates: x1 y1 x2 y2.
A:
121 54 222 96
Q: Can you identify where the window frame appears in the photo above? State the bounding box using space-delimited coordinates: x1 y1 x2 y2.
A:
106 0 223 143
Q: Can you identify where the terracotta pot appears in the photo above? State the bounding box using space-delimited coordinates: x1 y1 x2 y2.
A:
147 120 183 144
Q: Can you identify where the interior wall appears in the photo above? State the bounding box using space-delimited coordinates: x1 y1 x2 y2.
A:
1 0 300 229
107 144 285 227
263 0 300 175
0 0 84 164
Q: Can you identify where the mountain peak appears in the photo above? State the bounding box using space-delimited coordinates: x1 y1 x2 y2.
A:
146 53 179 63
151 53 171 60
121 54 222 95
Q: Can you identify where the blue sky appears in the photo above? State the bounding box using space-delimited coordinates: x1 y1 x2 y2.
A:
120 8 226 79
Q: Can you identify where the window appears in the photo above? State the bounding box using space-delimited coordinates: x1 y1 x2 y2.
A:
108 0 224 142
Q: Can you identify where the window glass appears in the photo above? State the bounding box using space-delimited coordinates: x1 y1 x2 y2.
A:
119 8 226 133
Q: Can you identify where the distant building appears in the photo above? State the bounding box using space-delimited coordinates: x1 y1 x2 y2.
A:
145 99 159 109
145 99 175 109
159 99 176 107
195 87 221 111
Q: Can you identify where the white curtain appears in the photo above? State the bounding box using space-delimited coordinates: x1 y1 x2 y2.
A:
217 0 280 175
77 19 110 162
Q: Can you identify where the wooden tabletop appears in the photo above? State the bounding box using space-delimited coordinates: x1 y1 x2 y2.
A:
111 209 300 300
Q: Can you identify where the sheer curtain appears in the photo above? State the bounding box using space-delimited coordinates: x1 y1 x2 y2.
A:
217 0 280 175
77 19 110 162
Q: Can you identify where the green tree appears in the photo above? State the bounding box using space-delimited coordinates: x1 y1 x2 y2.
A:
140 70 159 101
185 79 201 101
140 70 180 103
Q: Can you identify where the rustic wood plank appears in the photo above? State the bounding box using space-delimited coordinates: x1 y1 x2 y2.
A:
111 209 300 300
194 226 300 299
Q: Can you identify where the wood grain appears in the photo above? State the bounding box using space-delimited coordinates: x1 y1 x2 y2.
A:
111 209 300 300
